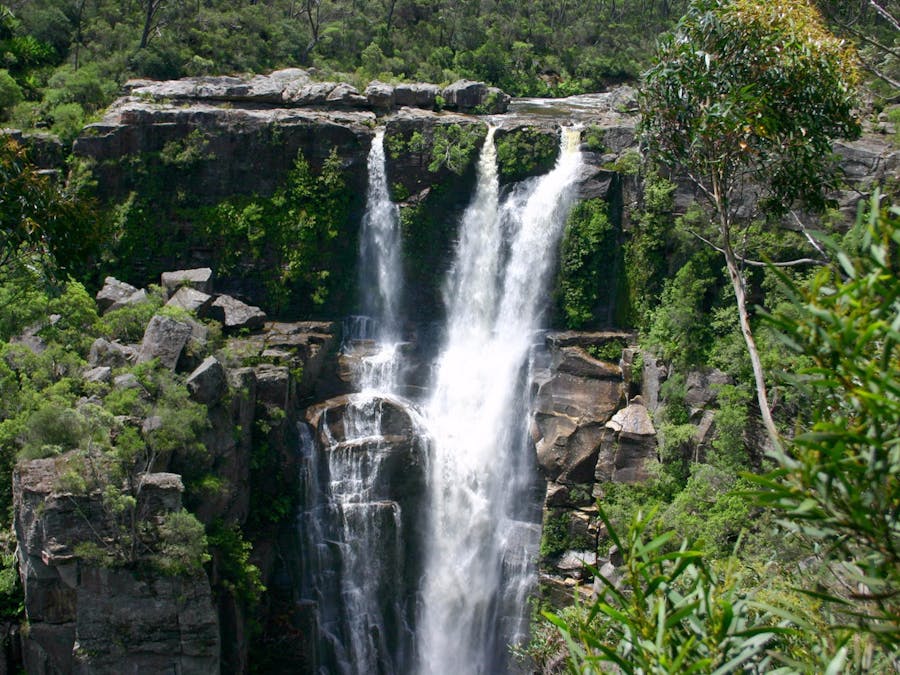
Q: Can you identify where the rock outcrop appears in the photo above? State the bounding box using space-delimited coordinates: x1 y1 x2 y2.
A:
13 460 220 674
13 269 344 673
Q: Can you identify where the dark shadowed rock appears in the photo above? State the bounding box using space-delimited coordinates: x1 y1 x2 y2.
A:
12 459 219 675
442 80 487 112
394 83 440 108
137 315 193 369
187 356 227 405
209 295 267 331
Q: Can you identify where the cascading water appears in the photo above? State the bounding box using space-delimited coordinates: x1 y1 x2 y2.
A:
300 124 584 675
417 127 584 674
298 127 418 675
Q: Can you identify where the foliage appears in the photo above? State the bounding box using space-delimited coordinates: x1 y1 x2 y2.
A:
428 123 484 175
154 509 210 575
755 194 900 651
207 519 265 606
495 128 558 182
0 67 21 115
540 510 594 562
639 0 862 445
0 137 105 276
546 507 787 674
557 199 617 329
645 256 718 367
640 0 860 219
623 172 676 329
586 338 627 364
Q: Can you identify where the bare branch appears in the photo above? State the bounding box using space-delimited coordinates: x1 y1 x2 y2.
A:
686 229 828 267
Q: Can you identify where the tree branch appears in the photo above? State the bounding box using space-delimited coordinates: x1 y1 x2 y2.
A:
686 229 828 267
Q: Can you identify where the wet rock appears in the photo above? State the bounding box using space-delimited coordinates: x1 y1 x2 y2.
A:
137 315 193 369
161 267 214 296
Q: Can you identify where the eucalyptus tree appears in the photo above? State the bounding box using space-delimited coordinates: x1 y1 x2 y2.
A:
639 0 860 447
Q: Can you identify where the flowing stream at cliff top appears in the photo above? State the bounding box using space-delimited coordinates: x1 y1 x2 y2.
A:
417 127 584 674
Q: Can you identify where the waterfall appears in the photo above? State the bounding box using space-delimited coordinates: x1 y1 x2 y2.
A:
359 127 403 345
300 124 584 675
298 127 417 675
417 127 584 674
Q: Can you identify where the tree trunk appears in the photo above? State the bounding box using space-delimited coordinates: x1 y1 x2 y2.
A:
720 224 782 453
140 0 157 49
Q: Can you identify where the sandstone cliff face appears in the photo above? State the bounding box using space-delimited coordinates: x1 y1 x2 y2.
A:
13 461 219 674
10 271 344 673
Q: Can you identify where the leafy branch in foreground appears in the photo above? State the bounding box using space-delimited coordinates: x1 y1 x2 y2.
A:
545 507 788 674
754 192 900 652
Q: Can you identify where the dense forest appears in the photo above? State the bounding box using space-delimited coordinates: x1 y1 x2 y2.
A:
1 0 896 141
0 0 898 673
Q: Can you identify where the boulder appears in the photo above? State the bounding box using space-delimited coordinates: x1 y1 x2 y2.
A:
83 366 111 384
137 315 193 369
484 86 511 113
95 277 140 312
186 356 227 405
364 81 395 111
113 373 143 390
596 398 658 484
326 83 367 107
283 81 338 105
165 286 214 316
106 288 148 313
684 368 731 409
556 550 597 579
253 364 292 408
553 346 622 380
88 338 136 368
160 267 213 296
394 83 440 109
209 295 267 331
441 80 487 112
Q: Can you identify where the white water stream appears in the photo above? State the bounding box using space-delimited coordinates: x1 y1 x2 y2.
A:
417 127 584 674
301 124 584 675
